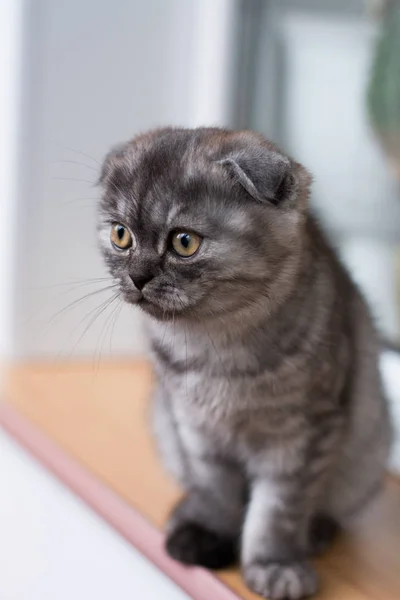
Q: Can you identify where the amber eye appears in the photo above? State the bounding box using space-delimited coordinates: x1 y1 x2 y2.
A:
171 231 202 257
110 223 133 250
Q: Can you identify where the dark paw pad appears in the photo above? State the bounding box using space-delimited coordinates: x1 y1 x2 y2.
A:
165 522 237 569
308 514 339 555
244 561 318 600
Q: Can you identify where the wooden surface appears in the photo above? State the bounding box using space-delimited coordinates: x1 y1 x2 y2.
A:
2 361 400 600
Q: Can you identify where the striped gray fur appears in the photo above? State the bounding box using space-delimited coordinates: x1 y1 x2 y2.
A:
98 127 392 600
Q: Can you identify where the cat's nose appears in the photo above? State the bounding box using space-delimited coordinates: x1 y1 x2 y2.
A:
131 275 153 291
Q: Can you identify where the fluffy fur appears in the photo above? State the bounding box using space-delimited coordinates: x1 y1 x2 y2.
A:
98 127 392 600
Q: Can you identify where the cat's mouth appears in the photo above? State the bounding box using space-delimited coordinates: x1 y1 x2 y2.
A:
121 285 190 320
121 291 177 320
122 289 143 304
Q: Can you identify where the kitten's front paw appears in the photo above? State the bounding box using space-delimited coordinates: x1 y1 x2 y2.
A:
166 522 237 569
244 561 318 600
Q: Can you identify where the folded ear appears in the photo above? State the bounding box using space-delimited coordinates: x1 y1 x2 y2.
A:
98 143 128 187
219 138 310 209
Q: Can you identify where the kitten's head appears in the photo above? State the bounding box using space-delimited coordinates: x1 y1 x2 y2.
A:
98 127 311 322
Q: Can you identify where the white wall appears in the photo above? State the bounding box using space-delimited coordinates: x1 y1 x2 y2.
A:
0 0 24 360
10 0 237 359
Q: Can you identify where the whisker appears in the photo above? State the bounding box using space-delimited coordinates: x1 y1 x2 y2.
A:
159 310 169 348
50 142 102 167
48 284 119 325
99 299 121 366
162 308 176 390
202 319 234 392
69 292 120 360
175 295 189 401
52 176 95 185
53 176 125 201
23 281 118 344
52 159 99 173
22 278 113 331
67 293 118 348
64 203 97 209
156 308 169 386
50 141 127 197
29 277 111 291
93 294 121 375
108 299 123 356
46 291 120 376
63 197 100 205
184 321 188 403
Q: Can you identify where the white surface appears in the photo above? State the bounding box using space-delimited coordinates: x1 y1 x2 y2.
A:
189 0 237 127
0 429 190 600
0 0 23 359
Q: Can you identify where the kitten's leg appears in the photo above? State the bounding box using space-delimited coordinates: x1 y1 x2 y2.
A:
242 476 318 600
152 387 188 485
165 426 244 569
165 458 244 569
153 392 244 569
241 411 345 600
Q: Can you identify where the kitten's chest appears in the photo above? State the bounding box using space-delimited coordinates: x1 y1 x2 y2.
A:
150 329 232 429
150 323 309 435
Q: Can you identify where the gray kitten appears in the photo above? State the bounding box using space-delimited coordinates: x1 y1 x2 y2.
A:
98 127 391 600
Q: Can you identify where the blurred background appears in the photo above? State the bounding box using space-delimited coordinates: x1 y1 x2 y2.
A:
3 0 399 452
1 0 400 597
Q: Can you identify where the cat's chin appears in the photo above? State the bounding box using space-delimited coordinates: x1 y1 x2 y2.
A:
136 297 178 321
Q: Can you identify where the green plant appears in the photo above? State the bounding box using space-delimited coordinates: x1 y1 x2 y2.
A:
367 0 400 173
